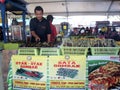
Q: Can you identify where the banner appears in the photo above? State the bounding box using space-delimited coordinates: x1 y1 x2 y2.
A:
87 56 120 90
49 55 86 89
12 55 47 90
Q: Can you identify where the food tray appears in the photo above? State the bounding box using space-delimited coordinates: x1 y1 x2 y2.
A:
91 47 119 55
39 48 60 56
18 48 39 55
116 41 120 46
61 47 88 55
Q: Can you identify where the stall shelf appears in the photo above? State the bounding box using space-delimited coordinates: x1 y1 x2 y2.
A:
91 47 119 56
0 0 27 43
18 48 39 56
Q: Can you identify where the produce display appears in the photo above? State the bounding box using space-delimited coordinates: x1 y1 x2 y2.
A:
62 38 116 47
89 62 120 89
89 39 116 47
9 37 117 48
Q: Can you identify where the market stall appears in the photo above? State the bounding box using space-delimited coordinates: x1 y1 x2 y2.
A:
5 36 120 90
0 0 120 90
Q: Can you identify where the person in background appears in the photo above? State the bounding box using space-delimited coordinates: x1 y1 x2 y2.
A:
98 31 105 39
30 6 51 43
89 27 93 35
101 27 107 35
110 27 120 41
94 26 98 35
85 27 89 35
70 27 79 36
47 15 57 43
104 27 111 39
80 27 85 36
0 26 3 41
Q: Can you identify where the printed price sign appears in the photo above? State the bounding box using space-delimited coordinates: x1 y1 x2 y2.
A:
49 55 86 89
12 55 47 90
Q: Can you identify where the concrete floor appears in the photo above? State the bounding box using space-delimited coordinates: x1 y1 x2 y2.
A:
0 51 4 90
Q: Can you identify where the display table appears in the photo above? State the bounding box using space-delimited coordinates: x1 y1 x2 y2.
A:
5 46 120 90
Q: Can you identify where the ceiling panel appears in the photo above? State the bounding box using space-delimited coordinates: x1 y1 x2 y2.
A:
110 1 120 11
21 0 120 16
27 2 66 13
67 2 111 12
24 0 64 3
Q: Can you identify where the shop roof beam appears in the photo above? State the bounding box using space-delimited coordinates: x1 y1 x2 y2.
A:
107 0 114 18
25 0 119 4
107 0 114 13
65 0 69 17
6 0 27 11
42 11 120 15
66 0 120 2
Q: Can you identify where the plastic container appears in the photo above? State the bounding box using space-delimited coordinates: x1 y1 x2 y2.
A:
61 47 88 55
18 48 39 55
91 47 119 55
39 48 60 56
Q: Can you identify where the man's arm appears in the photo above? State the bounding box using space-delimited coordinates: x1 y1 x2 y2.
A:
47 34 51 43
31 31 40 41
46 21 51 43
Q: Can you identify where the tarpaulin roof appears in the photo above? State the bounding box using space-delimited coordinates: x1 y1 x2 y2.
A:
21 0 120 16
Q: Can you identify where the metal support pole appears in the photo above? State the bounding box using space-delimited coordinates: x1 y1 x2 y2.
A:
1 3 7 42
6 13 9 41
22 11 26 41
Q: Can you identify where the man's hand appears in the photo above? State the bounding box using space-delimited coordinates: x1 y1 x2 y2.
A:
35 37 40 42
31 31 40 42
47 34 51 43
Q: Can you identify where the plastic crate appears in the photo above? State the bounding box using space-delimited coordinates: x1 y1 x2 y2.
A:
40 48 60 56
61 47 88 55
91 47 119 55
18 48 39 55
4 43 19 50
0 42 4 50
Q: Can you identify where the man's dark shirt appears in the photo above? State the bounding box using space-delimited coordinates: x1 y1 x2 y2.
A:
30 17 51 42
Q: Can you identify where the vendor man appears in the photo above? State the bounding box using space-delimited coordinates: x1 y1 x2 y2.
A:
30 6 51 43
